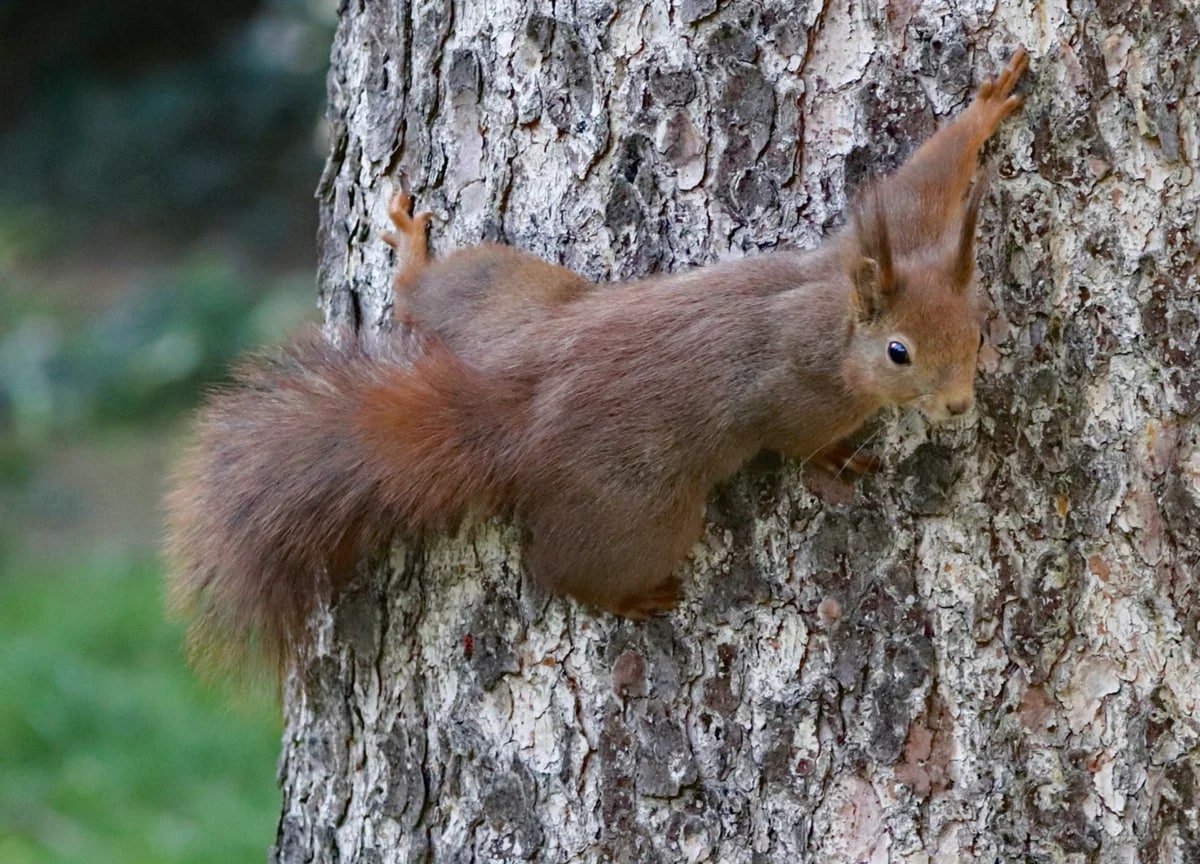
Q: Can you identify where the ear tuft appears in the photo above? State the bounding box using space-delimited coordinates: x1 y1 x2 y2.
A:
848 185 896 319
953 167 993 291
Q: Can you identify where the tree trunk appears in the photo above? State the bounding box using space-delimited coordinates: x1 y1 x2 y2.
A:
275 1 1200 861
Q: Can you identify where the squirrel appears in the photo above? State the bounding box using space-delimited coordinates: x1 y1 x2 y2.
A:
166 48 1028 673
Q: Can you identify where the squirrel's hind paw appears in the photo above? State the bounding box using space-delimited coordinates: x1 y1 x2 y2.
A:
971 46 1029 132
382 189 432 250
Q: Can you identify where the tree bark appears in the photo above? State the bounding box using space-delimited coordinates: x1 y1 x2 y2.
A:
275 1 1200 861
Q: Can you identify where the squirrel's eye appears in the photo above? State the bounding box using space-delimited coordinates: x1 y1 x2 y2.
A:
887 340 911 365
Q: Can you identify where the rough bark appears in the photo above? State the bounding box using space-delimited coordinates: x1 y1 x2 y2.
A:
275 1 1200 861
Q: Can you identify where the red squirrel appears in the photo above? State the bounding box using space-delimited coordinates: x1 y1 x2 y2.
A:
167 48 1028 672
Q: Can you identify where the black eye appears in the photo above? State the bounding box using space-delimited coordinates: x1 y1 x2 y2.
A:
887 340 910 365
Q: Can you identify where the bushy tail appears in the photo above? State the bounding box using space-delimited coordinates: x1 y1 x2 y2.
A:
165 330 522 676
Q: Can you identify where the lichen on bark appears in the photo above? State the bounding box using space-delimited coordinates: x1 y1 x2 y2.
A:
276 1 1200 862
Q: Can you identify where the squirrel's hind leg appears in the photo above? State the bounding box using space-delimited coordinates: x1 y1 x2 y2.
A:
523 492 703 619
382 186 433 306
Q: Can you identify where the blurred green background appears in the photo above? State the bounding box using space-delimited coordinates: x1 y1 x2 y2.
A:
0 1 335 860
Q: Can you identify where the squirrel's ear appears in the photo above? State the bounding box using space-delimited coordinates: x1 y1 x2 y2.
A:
849 186 896 319
952 169 992 292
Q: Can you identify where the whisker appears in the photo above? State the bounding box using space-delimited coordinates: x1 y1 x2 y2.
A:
833 427 883 481
798 435 840 470
796 424 884 478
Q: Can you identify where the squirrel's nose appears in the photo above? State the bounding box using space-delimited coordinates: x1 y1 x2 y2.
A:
946 397 974 416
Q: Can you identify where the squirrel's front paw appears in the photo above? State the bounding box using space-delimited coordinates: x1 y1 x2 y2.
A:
811 440 880 477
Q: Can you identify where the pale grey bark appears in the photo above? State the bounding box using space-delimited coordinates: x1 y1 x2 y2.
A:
276 1 1200 861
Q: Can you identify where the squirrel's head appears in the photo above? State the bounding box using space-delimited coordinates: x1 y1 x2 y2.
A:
841 182 987 422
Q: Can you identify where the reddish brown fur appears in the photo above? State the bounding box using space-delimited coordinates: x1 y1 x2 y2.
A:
166 49 1028 672
166 333 523 674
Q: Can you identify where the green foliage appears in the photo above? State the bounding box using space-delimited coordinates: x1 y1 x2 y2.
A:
0 558 280 864
0 0 332 256
0 258 315 446
0 5 332 859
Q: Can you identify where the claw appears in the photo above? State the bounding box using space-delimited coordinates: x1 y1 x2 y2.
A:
388 189 412 222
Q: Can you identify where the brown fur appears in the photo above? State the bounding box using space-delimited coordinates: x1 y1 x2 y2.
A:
165 332 525 674
166 49 1028 672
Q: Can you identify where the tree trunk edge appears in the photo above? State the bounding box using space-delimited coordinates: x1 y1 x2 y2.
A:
277 2 1200 862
